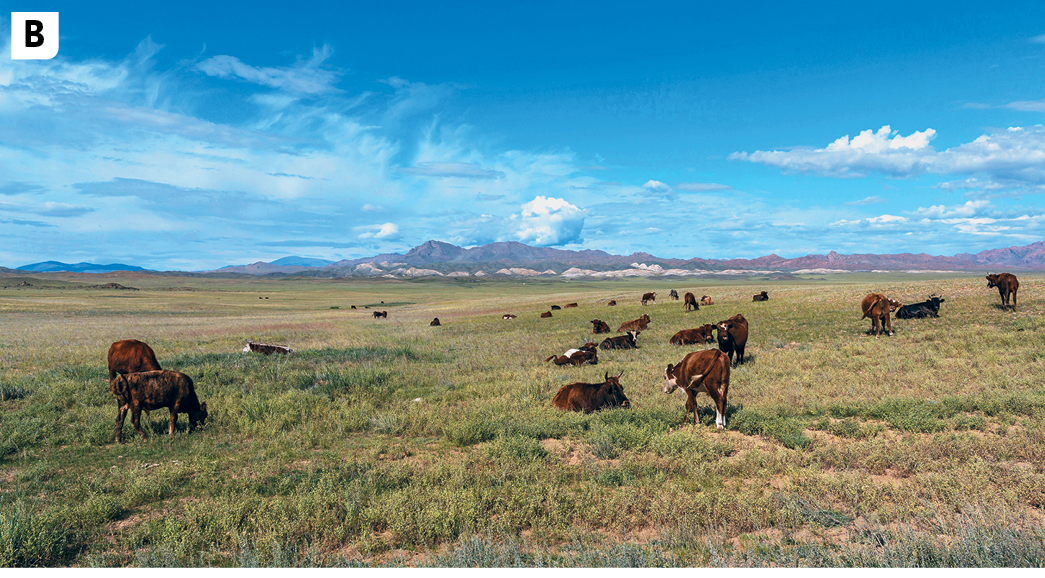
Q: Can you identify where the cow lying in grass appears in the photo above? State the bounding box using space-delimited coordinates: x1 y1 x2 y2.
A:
545 342 599 366
617 314 650 332
111 370 208 443
243 341 293 355
600 330 640 350
591 319 611 334
551 371 629 413
670 325 715 346
895 295 945 319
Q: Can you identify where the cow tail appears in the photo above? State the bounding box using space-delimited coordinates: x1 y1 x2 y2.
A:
544 355 556 363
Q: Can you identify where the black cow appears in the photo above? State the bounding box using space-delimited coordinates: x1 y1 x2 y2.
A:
896 295 945 319
600 330 640 350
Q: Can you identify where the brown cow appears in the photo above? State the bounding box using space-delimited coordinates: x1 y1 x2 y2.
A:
591 319 611 334
752 291 769 302
715 314 749 366
663 349 730 429
373 311 388 318
502 314 517 320
701 295 713 306
111 370 208 443
600 330 640 350
607 300 617 306
540 311 553 318
551 371 629 413
986 273 1019 311
683 292 699 311
670 325 716 346
242 341 293 355
545 342 599 366
564 302 579 308
430 318 441 326
107 339 161 386
641 292 656 305
861 293 900 337
617 313 651 332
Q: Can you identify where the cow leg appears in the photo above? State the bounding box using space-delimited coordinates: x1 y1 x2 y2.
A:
169 410 177 436
884 313 893 336
1012 289 1017 311
130 406 147 441
736 345 745 365
115 403 128 443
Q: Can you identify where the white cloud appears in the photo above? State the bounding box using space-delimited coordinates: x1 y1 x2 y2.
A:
195 45 341 94
357 222 400 240
515 196 585 246
675 182 731 192
845 196 885 206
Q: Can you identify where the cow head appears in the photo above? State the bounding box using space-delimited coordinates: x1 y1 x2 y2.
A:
602 371 629 408
627 330 640 344
189 402 208 430
663 363 680 394
986 273 1000 288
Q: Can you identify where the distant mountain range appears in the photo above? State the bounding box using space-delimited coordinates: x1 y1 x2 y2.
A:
209 240 1045 277
17 261 145 274
8 240 1045 277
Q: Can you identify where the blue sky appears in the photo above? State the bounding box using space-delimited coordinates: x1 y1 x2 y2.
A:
3 1 1045 270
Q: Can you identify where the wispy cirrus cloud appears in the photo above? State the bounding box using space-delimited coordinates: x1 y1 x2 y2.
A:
195 45 342 94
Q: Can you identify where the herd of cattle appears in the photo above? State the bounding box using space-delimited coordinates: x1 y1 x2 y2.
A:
103 273 1023 442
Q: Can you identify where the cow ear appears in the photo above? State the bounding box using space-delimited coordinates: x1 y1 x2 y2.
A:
200 402 207 411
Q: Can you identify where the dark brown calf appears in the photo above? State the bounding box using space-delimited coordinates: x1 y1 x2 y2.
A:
430 318 441 326
607 300 617 306
683 292 698 311
663 349 730 428
600 330 640 350
111 370 208 443
986 273 1019 311
540 311 553 318
591 319 611 334
715 314 749 366
107 339 162 387
545 342 599 366
641 292 656 305
752 291 769 302
670 325 716 346
373 311 388 318
564 302 579 308
551 371 629 413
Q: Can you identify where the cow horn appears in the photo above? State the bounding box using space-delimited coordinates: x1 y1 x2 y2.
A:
616 370 624 378
604 372 609 381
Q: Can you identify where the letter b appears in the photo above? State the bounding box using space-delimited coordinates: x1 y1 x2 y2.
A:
11 12 59 60
25 20 44 48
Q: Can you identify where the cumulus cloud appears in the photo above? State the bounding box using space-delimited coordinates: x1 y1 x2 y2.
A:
357 222 400 240
515 196 585 246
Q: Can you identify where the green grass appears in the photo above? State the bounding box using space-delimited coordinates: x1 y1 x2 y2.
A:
1 272 1043 566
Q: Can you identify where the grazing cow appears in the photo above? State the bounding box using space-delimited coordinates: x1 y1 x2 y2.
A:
715 314 749 366
669 289 679 301
502 314 517 320
986 273 1019 311
551 305 562 310
752 291 769 302
591 319 611 334
670 325 716 346
896 295 945 319
430 318 441 326
701 295 713 306
607 300 617 306
600 330 640 350
373 311 388 319
107 339 161 385
860 293 900 337
641 292 657 305
564 302 579 308
683 292 699 312
111 370 208 443
350 305 357 309
242 341 293 355
545 342 599 366
551 371 629 413
617 313 651 332
541 311 553 318
663 349 730 429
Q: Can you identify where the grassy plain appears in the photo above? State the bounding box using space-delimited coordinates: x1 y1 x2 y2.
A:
1 270 1044 567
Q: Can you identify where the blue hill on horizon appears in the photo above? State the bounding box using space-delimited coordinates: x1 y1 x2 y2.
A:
16 261 146 273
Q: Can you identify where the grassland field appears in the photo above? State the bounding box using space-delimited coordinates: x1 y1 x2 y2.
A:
1 270 1044 567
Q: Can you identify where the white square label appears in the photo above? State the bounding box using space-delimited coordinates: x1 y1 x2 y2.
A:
11 12 59 60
